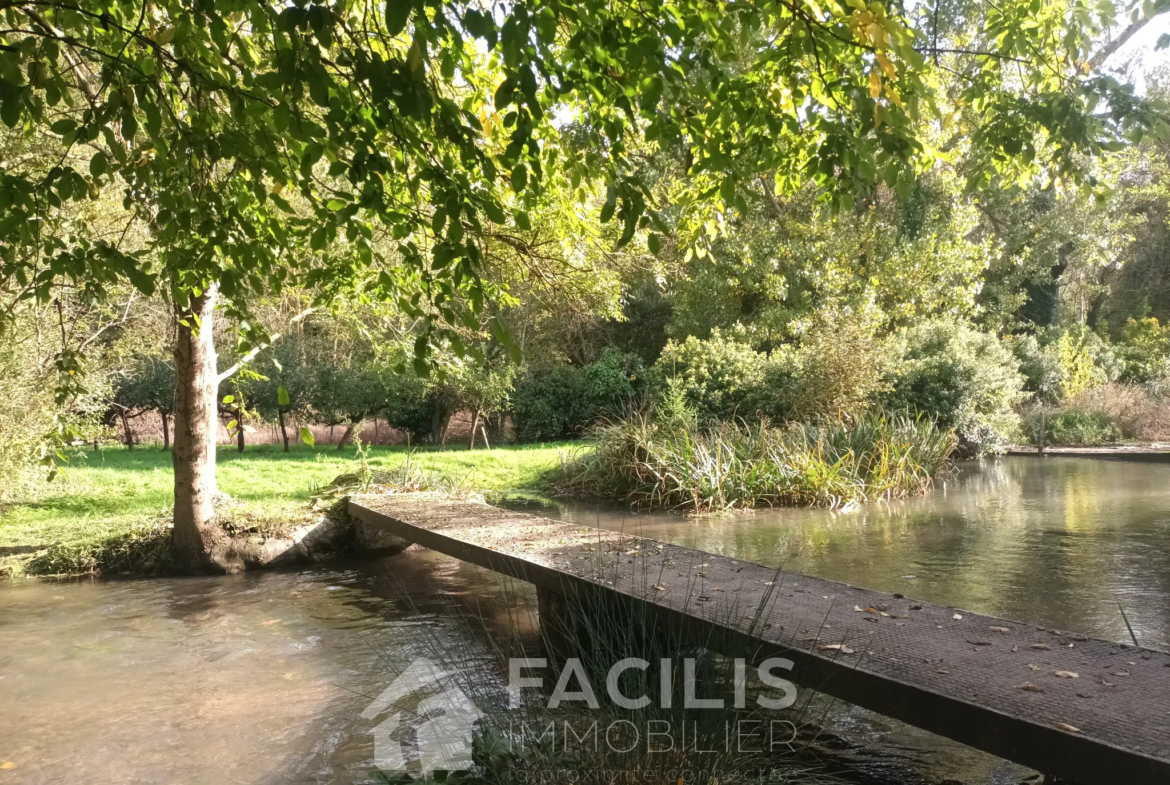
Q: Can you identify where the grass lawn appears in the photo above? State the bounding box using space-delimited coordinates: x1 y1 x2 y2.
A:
0 441 575 578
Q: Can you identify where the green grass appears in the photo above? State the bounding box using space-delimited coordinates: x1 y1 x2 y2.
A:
0 442 570 578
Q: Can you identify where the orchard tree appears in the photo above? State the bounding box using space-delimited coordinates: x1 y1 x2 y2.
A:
2 0 1166 571
115 355 176 449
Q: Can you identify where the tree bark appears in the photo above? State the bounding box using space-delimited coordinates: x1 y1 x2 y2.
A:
236 402 245 453
278 408 290 452
172 284 225 573
337 421 357 450
430 402 451 446
120 408 135 449
160 411 170 451
469 410 480 449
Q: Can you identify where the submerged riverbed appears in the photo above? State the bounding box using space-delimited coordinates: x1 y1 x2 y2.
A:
0 457 1166 784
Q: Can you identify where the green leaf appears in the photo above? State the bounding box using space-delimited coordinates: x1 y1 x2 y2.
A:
226 419 239 430
0 90 22 128
299 426 315 447
515 210 532 231
511 164 528 192
222 394 235 404
310 226 327 251
384 0 411 36
484 201 507 223
648 233 661 254
50 119 77 136
89 151 109 178
278 385 291 407
600 186 617 223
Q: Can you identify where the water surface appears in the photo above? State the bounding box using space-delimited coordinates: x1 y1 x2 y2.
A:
2 456 1167 785
519 456 1170 650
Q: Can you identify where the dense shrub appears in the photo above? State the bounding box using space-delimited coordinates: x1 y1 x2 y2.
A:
1055 325 1121 397
1060 382 1170 442
1025 408 1123 446
553 413 955 511
882 320 1025 456
651 330 766 420
1117 318 1170 383
513 349 643 442
582 348 645 413
1006 333 1062 397
513 366 589 442
753 316 891 422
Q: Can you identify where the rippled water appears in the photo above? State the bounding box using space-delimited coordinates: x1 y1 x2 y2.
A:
0 553 535 785
0 456 1166 784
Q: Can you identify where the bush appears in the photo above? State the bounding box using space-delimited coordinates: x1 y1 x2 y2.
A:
1026 408 1123 446
513 349 643 442
1060 382 1170 442
513 366 589 442
1055 326 1121 397
1006 333 1062 398
582 347 644 413
882 320 1025 456
552 412 955 511
651 330 766 420
1117 318 1170 383
753 315 891 422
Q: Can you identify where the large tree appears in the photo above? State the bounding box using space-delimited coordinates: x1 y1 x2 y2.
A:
1 0 1164 570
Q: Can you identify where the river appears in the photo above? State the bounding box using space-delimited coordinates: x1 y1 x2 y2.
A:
0 457 1166 784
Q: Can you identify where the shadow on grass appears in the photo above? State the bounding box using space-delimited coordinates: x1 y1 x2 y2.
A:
24 521 174 577
0 544 46 556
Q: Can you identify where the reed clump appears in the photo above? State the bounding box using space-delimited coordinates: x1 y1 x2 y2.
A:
552 413 955 511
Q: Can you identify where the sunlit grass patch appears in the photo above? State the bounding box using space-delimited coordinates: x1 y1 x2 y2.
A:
0 442 567 577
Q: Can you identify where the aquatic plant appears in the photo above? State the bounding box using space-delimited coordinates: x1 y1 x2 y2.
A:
372 552 858 785
551 413 955 512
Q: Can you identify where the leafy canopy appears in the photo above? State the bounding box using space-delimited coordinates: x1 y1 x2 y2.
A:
1 0 1165 364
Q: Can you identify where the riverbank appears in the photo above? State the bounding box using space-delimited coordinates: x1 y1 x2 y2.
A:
1007 442 1170 460
0 443 570 578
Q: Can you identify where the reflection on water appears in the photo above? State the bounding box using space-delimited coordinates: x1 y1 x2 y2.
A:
520 457 1170 651
0 457 1166 785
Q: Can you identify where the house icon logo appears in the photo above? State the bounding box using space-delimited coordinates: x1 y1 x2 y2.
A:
362 658 485 777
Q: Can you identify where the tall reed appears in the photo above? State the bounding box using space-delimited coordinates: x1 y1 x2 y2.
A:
552 413 955 512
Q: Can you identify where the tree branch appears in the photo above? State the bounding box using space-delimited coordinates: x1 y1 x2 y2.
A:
1088 18 1151 71
216 307 316 385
